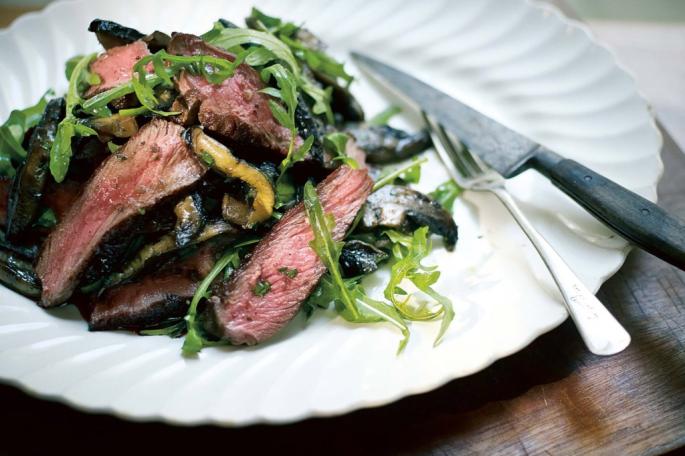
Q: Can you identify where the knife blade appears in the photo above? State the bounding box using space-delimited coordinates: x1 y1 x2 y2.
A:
351 52 685 270
351 52 538 177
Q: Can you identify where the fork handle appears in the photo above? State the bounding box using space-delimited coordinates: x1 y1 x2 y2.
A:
530 148 685 270
491 187 631 355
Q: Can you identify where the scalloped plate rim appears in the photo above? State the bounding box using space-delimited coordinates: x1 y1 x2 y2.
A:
0 0 662 426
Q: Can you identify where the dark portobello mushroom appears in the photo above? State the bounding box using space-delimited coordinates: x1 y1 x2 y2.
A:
0 231 38 260
346 124 432 164
88 19 170 52
0 249 41 298
294 96 326 164
339 239 388 277
361 185 458 250
292 27 364 122
5 97 65 241
102 220 238 290
88 19 145 49
314 70 365 123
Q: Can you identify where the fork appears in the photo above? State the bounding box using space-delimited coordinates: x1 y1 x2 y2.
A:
423 113 631 356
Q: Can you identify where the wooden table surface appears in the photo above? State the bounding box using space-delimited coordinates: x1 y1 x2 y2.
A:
1 3 684 455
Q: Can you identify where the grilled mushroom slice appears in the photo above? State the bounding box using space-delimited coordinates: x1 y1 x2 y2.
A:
103 220 236 290
5 97 65 240
0 249 41 298
339 240 388 277
189 127 275 227
88 19 145 49
89 114 139 139
346 124 431 164
361 185 458 250
174 193 206 247
88 19 170 52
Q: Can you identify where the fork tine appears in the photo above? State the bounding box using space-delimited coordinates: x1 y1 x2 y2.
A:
456 141 488 175
422 112 472 184
428 113 483 179
438 123 485 176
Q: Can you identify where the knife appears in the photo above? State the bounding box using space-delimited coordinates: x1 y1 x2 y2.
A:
351 52 685 271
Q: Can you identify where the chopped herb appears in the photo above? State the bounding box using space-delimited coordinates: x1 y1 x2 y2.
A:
372 156 428 191
199 151 215 167
429 179 462 213
107 141 121 154
253 279 272 296
278 267 298 278
368 105 402 126
137 208 146 215
34 208 57 228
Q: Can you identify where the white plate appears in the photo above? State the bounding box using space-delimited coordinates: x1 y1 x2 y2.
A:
0 0 661 426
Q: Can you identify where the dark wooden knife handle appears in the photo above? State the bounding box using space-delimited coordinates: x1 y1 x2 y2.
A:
529 148 685 270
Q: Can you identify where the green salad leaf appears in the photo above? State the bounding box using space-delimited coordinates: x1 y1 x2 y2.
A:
130 49 254 116
247 7 354 87
205 19 335 123
323 132 358 169
303 181 358 319
182 249 240 354
372 156 428 191
383 227 454 346
279 34 353 87
246 7 298 35
0 90 52 177
368 105 402 126
303 181 411 352
205 27 299 74
50 53 98 183
181 238 260 354
429 179 462 213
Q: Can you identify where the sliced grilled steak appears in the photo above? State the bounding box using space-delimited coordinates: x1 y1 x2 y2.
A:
89 238 222 331
204 166 373 345
85 40 149 98
89 275 197 331
36 119 207 307
168 33 300 157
